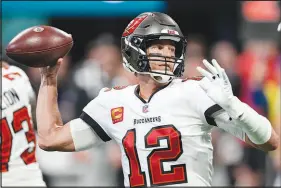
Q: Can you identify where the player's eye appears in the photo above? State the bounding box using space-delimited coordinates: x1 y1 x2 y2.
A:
170 47 175 53
150 45 163 51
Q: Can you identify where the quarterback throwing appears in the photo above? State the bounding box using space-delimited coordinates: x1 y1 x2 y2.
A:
36 12 279 187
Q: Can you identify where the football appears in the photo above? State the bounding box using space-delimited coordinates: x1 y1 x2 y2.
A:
6 25 73 67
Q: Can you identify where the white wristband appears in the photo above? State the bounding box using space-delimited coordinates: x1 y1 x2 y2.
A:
237 103 272 145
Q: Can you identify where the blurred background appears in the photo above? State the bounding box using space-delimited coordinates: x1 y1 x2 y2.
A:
2 1 280 187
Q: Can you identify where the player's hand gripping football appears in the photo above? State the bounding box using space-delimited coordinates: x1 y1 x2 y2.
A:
196 59 244 119
40 58 63 80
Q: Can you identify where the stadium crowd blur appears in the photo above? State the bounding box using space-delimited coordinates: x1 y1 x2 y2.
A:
2 1 280 187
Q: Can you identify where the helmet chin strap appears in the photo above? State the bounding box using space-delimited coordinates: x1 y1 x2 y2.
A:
150 70 174 84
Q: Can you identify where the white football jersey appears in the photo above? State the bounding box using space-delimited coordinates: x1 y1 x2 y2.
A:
81 78 223 187
1 65 45 186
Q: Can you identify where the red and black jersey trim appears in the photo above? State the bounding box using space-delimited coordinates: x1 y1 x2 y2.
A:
204 104 223 126
80 112 112 142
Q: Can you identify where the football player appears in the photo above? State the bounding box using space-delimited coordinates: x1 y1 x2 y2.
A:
36 12 279 186
1 61 46 186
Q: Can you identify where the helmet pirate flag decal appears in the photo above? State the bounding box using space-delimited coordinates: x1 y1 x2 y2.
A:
122 14 148 37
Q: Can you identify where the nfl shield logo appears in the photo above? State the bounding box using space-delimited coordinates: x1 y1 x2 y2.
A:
142 105 149 113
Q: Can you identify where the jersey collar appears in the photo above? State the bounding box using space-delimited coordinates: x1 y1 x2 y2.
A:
134 81 172 104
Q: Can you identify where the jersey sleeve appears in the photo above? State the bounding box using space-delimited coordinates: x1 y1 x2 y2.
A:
69 118 103 151
79 88 113 143
186 78 224 126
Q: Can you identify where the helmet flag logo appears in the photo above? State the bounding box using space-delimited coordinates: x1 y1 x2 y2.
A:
122 15 148 37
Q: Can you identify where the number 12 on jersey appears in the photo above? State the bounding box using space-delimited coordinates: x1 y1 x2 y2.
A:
122 125 188 187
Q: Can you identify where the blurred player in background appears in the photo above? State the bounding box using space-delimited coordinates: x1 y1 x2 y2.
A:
1 61 46 186
36 12 279 186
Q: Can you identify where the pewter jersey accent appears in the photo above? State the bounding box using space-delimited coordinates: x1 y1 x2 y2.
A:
82 78 220 187
1 65 45 186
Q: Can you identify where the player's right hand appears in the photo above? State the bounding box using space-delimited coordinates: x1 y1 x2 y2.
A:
40 58 63 79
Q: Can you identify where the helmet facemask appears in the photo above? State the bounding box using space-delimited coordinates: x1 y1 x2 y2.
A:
122 34 187 83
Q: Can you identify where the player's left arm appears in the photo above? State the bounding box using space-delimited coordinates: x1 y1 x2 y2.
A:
212 111 279 151
197 59 279 152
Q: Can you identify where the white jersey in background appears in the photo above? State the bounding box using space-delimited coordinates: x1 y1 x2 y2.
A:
78 77 244 187
1 64 46 186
